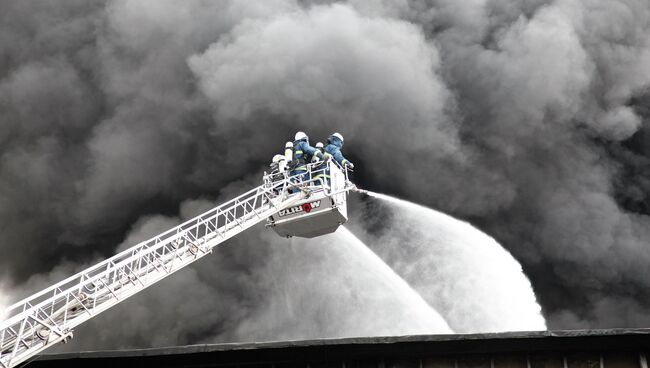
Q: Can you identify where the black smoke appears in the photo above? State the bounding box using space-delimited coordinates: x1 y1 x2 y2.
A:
1 0 650 344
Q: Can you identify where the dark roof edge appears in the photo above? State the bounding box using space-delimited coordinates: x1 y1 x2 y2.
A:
40 328 650 361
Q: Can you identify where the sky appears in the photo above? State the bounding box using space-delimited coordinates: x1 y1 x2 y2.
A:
0 0 650 345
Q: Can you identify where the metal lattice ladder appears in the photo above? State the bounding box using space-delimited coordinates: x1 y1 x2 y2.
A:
0 174 314 368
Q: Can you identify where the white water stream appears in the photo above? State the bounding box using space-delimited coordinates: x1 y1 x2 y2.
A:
228 226 453 340
353 191 547 332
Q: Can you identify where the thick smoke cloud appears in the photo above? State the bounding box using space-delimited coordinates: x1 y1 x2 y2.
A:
1 0 650 348
419 0 650 327
188 4 457 155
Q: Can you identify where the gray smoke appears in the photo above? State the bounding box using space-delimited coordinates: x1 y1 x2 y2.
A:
1 0 650 346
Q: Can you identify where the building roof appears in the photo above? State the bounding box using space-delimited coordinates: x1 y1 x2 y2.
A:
23 329 650 368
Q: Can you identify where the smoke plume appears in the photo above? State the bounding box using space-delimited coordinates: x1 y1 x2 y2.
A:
1 0 650 348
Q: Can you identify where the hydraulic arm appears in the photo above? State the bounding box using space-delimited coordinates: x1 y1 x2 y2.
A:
1 159 355 368
0 174 313 368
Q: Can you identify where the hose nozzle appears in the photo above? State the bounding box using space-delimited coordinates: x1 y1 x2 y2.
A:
352 187 369 195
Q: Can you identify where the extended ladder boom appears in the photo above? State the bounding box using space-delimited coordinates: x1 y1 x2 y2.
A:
0 174 314 368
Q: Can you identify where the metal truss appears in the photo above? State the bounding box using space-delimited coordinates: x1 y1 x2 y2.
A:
0 168 340 368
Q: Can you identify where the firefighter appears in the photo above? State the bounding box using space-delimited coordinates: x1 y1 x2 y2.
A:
312 142 327 186
267 154 288 195
270 154 286 173
314 142 325 160
291 131 323 184
324 132 354 171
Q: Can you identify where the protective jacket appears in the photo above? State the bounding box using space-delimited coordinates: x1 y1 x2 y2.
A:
324 136 351 167
293 139 321 171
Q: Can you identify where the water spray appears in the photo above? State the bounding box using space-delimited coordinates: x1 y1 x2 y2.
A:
352 190 547 332
0 287 8 323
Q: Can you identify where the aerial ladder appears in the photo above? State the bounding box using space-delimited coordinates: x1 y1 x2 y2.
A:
0 160 357 368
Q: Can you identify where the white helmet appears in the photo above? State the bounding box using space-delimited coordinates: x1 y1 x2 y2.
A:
332 132 344 143
285 141 293 148
316 142 324 149
294 131 308 141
